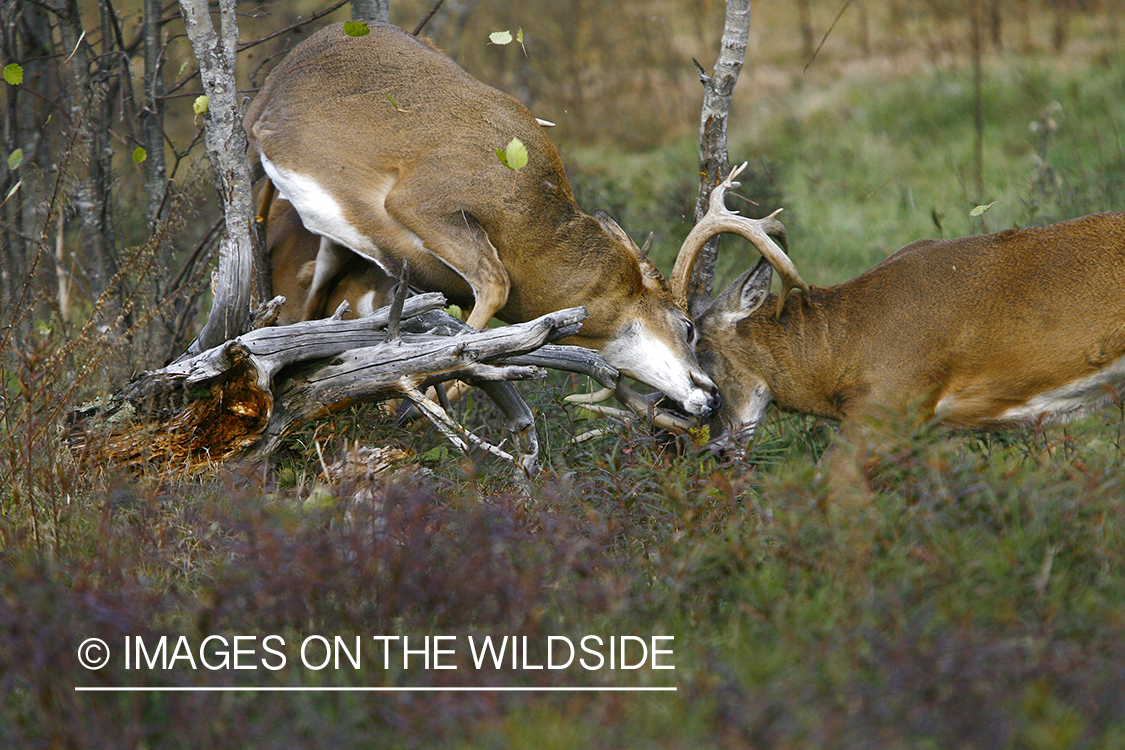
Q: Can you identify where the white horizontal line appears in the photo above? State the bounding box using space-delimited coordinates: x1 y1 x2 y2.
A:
75 686 677 693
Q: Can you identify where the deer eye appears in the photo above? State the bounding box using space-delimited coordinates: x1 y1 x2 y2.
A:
684 319 696 345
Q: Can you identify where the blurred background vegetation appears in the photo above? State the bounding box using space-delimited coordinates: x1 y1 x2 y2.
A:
3 0 1123 361
2 1 1125 747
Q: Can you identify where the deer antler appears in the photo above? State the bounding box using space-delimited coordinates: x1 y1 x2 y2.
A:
671 163 810 319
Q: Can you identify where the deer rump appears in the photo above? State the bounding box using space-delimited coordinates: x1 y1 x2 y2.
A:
245 22 565 325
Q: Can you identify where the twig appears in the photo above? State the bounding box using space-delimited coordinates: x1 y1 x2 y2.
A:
164 0 350 98
803 1 852 74
401 384 518 464
384 262 410 343
412 0 446 36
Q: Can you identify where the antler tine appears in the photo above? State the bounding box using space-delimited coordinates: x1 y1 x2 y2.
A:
671 163 751 309
709 161 748 210
672 163 810 319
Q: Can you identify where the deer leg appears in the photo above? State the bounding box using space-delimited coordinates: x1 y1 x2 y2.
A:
380 189 511 330
366 193 512 417
820 429 877 508
302 238 354 321
811 419 881 571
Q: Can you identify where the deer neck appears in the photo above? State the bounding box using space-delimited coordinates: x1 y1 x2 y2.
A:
496 212 647 339
748 289 864 421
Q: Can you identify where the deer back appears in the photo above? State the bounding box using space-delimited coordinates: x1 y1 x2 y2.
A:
695 212 1125 431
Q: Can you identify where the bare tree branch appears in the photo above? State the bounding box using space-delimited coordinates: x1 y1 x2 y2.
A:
689 0 751 310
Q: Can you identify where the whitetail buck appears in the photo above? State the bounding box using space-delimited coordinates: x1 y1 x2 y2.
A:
674 164 1125 491
244 21 719 416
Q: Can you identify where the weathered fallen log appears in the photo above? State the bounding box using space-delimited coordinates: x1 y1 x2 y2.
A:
68 294 618 477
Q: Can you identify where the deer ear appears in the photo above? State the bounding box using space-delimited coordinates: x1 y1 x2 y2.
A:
593 210 639 250
594 210 666 283
712 258 772 320
739 259 774 313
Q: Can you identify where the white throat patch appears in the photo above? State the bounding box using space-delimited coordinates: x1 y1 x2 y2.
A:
602 322 714 416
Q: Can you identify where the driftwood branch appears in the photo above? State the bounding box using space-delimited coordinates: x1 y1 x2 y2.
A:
69 296 618 476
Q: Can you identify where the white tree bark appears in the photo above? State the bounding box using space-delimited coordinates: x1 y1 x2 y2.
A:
179 0 255 353
690 0 752 310
350 0 389 23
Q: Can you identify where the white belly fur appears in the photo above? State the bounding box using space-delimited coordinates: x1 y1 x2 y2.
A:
261 154 477 298
262 155 387 261
997 353 1125 423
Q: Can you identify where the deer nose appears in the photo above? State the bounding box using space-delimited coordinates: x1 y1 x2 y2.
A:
693 372 722 417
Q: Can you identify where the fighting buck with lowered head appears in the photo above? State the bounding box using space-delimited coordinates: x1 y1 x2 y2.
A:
244 21 719 417
674 164 1125 490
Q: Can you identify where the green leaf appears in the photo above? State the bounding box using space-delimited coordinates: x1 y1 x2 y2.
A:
969 201 1000 217
193 95 209 115
516 28 524 45
496 136 528 171
3 63 22 86
132 146 147 164
7 149 22 170
506 138 528 170
421 445 450 462
489 30 513 45
344 21 370 37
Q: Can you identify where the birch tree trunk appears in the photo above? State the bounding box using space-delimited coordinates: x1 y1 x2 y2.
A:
179 0 256 354
350 0 390 23
56 0 117 300
689 0 751 309
142 0 168 232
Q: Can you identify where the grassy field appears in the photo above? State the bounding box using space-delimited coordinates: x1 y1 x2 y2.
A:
4 6 1125 749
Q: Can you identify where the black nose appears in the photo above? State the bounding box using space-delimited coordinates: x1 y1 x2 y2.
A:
704 387 721 418
694 374 721 418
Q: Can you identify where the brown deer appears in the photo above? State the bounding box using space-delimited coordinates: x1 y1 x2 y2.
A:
674 164 1125 493
257 183 394 326
244 21 719 416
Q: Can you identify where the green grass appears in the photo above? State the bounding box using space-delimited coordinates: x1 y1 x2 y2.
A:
5 377 1125 748
4 11 1125 750
566 44 1125 293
